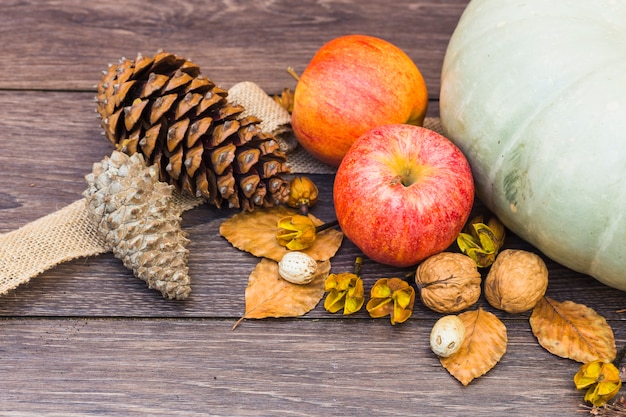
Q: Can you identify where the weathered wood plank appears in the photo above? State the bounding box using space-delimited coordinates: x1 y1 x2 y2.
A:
0 0 467 94
0 91 111 228
0 317 618 416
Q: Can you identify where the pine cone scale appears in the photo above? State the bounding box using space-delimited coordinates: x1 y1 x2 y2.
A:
141 73 169 98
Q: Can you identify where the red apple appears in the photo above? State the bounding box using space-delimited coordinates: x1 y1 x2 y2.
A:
291 34 428 167
333 124 474 268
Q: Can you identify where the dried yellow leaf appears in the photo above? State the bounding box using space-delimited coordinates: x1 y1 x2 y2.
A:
440 308 507 386
233 258 331 329
530 297 616 363
219 206 343 261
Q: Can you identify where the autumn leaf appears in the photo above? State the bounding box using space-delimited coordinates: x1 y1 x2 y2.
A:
529 296 616 363
219 206 343 261
233 258 331 329
440 308 508 386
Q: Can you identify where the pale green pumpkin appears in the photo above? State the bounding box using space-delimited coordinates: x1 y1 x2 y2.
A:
440 0 626 291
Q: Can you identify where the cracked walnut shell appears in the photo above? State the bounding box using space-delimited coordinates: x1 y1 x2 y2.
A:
484 249 548 314
415 252 482 313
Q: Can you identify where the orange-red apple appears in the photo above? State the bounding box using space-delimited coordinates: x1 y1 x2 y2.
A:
333 124 474 267
291 34 428 167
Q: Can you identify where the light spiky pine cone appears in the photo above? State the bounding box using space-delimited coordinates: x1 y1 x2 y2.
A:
95 50 290 211
84 150 192 300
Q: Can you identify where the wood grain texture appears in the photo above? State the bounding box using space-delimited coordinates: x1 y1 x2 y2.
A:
0 0 465 94
0 1 624 415
2 318 620 416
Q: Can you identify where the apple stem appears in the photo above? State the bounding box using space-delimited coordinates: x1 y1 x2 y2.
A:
286 67 300 82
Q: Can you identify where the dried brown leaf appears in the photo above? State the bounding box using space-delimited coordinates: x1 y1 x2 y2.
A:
440 307 507 386
530 296 616 363
233 258 331 329
219 206 343 261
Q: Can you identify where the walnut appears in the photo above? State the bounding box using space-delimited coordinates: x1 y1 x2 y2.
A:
484 249 548 314
415 252 482 313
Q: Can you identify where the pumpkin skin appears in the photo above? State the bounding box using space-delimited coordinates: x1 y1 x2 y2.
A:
440 0 626 291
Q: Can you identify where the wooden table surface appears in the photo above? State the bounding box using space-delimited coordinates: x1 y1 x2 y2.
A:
1 1 624 416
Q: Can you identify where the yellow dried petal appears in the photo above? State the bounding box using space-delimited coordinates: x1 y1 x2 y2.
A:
393 302 413 324
393 287 414 310
475 223 499 253
325 272 352 292
457 216 506 268
276 215 317 250
487 217 506 248
324 289 347 313
366 297 393 318
575 360 604 389
370 278 392 299
344 287 365 315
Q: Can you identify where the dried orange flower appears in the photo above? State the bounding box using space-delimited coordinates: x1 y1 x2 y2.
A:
275 215 317 250
457 215 506 268
288 176 319 215
324 257 364 315
272 87 295 114
366 278 415 325
574 359 623 407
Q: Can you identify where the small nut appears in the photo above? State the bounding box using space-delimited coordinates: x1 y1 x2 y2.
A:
430 315 465 357
484 249 548 314
278 251 318 284
415 252 481 313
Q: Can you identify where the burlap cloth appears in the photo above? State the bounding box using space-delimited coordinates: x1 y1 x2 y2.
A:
0 81 443 297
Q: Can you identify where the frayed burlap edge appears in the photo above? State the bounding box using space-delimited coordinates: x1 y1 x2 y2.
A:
0 80 443 297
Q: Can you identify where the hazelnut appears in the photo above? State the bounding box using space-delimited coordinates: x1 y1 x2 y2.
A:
415 252 481 313
278 251 318 284
430 315 466 357
484 249 548 314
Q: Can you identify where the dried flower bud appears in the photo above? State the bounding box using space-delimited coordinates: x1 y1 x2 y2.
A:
574 360 622 407
324 257 364 315
457 215 506 268
275 214 316 250
288 176 319 215
366 278 415 325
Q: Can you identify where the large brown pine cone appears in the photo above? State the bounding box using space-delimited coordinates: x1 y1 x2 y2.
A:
95 50 290 211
